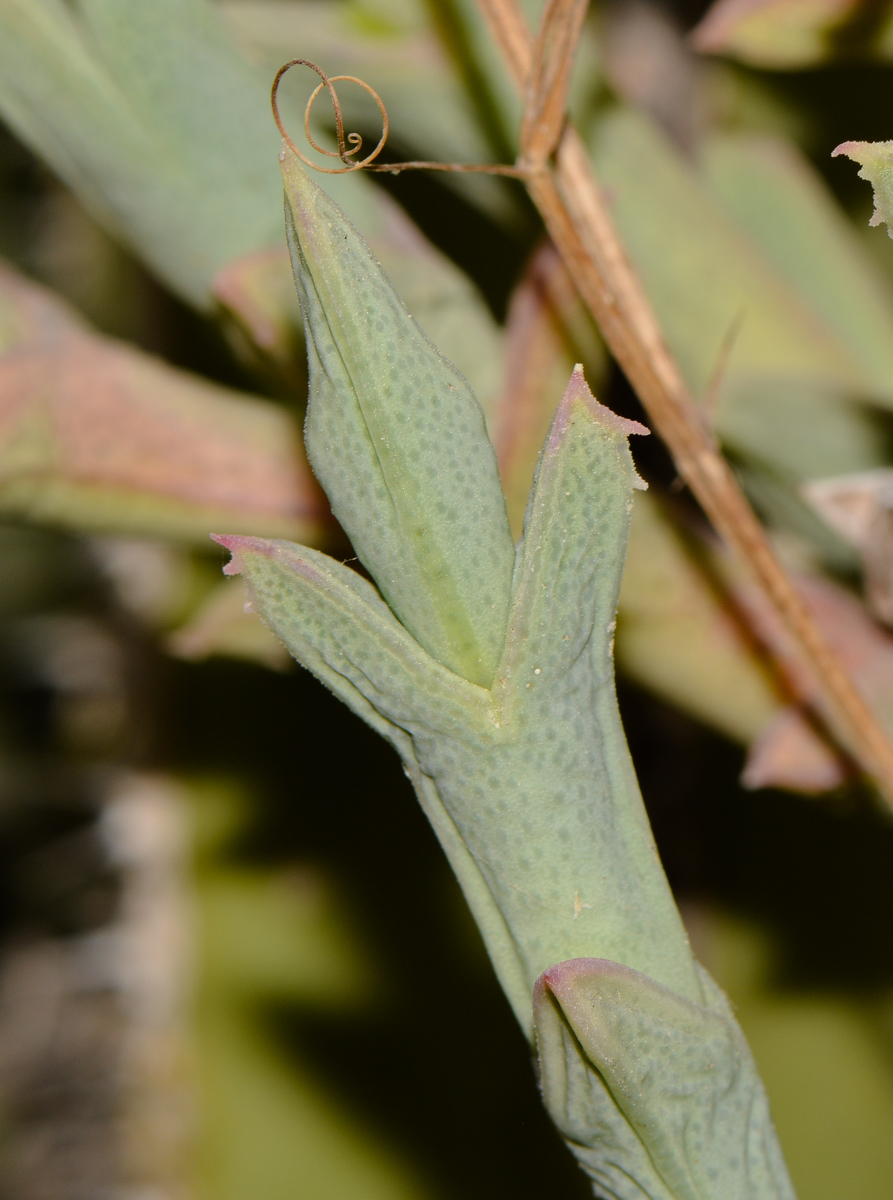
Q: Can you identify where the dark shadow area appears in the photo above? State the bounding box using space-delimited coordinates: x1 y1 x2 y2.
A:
621 680 893 993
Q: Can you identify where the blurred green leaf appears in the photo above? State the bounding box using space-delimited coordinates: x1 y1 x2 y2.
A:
591 107 868 396
0 0 285 308
222 0 523 226
703 132 893 404
691 0 893 67
618 493 782 747
694 908 893 1200
0 0 507 410
490 241 606 537
0 260 326 543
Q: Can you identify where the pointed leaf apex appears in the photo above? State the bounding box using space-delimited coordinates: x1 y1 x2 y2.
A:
548 368 649 490
552 366 650 449
211 533 279 575
536 957 627 1004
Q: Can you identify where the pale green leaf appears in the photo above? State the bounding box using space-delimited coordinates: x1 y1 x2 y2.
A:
590 108 889 543
0 0 284 307
218 365 701 1025
590 108 868 398
535 958 796 1200
282 148 514 685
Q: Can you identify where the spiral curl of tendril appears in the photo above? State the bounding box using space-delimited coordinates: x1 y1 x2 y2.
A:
272 59 526 178
272 59 388 173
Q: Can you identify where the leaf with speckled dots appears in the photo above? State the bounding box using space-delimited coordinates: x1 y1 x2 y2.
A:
501 366 648 692
210 533 494 741
214 365 703 1028
214 326 795 1192
534 958 796 1200
833 141 893 238
281 146 514 688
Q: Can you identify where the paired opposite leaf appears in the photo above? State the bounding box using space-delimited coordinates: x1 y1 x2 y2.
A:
218 158 793 1195
281 146 514 686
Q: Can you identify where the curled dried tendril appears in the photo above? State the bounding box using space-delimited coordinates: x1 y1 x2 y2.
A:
271 59 525 177
272 59 388 173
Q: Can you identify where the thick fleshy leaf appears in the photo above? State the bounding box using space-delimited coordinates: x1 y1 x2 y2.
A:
218 366 701 1026
499 366 648 687
282 149 514 685
485 237 842 791
353 189 506 422
212 534 494 738
534 958 796 1200
481 372 703 1006
212 530 528 1018
0 260 324 543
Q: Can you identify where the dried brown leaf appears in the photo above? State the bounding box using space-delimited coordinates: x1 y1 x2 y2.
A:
731 566 893 775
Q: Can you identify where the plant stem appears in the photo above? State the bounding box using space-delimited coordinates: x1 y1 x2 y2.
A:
476 0 893 804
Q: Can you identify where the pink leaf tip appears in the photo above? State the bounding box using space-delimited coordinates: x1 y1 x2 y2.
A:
831 141 858 159
559 365 650 440
211 533 279 576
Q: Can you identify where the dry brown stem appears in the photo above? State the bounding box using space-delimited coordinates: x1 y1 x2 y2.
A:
476 0 893 803
519 0 590 162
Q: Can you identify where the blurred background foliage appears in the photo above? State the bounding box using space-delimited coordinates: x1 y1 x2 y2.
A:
0 0 893 1196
